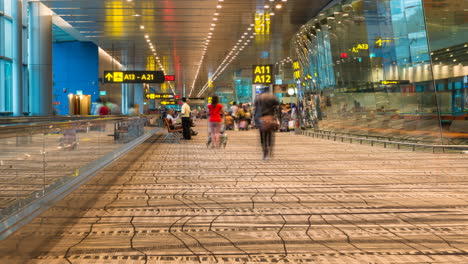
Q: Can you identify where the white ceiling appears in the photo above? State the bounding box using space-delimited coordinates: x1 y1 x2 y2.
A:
42 0 330 96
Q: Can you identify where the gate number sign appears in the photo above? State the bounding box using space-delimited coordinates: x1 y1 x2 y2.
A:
253 65 273 84
104 71 165 83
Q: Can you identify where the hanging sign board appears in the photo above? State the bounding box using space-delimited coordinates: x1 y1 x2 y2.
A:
164 75 176 82
160 101 181 106
380 80 410 85
145 93 175 99
252 64 273 84
104 71 165 83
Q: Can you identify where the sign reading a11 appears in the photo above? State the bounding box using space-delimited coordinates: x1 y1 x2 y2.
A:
253 64 273 84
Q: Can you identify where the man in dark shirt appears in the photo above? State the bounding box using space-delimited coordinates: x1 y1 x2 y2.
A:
254 93 279 160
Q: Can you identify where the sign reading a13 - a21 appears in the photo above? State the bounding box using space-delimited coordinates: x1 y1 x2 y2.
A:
253 65 273 84
104 71 165 83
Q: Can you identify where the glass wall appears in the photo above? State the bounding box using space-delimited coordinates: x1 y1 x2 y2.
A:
0 0 13 114
293 0 467 145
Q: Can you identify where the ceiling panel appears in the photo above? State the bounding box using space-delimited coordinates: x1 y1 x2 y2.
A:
41 0 331 96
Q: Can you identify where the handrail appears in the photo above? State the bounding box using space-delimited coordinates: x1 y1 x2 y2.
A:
0 115 157 138
303 130 468 153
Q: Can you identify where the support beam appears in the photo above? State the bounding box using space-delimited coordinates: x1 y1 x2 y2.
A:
28 1 53 116
12 0 23 116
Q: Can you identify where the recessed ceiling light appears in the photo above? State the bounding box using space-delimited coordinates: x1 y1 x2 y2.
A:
145 35 149 38
134 14 140 17
214 13 219 16
209 32 213 35
276 4 282 9
213 17 218 21
140 25 145 29
248 28 252 31
216 5 222 8
210 28 215 31
270 12 275 16
264 5 270 8
211 23 216 27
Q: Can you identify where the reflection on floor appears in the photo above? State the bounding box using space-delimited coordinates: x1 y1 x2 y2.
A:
1 120 468 263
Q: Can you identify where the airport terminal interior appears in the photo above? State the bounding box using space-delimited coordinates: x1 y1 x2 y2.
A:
0 0 467 263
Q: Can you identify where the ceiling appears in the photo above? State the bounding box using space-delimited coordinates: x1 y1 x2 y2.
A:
41 0 331 96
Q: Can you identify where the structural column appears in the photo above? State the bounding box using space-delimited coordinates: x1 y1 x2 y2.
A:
12 0 23 116
28 1 52 116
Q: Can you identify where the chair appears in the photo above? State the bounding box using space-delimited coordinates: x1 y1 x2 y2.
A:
162 118 183 143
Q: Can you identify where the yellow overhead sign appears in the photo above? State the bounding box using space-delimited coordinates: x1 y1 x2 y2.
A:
253 64 273 84
254 13 270 35
145 93 175 100
103 71 165 83
351 44 369 53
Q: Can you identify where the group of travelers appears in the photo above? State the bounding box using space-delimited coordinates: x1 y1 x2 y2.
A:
163 97 197 139
225 102 253 131
204 94 279 159
160 93 281 159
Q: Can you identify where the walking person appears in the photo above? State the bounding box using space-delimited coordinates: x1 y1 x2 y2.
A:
254 93 279 160
181 97 192 140
230 102 239 130
208 95 223 148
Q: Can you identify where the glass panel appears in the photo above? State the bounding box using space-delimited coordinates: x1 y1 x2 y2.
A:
423 0 468 144
0 116 159 222
4 19 12 59
291 0 468 146
4 60 12 112
3 0 13 15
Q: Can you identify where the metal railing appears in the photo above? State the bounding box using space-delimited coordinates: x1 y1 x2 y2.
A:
302 129 468 153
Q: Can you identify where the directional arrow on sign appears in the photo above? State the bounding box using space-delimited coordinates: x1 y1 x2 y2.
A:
105 73 113 81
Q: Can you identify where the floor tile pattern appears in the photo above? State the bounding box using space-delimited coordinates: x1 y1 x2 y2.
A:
1 121 468 263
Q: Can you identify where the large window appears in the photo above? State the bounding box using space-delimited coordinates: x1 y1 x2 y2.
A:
0 0 14 113
293 0 468 145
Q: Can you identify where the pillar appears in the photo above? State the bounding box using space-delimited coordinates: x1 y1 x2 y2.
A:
12 0 23 116
28 2 53 116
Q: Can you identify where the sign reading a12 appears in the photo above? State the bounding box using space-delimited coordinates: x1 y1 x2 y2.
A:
253 64 273 84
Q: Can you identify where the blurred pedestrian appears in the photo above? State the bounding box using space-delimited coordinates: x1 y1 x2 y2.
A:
208 95 223 148
98 100 110 115
254 93 279 160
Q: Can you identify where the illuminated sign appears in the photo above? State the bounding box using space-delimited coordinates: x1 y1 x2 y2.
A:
99 91 107 96
380 80 410 85
76 90 83 95
164 75 176 82
253 64 273 84
375 37 392 48
103 71 165 83
340 53 348 59
293 61 301 80
351 44 369 53
254 13 270 35
145 93 175 100
160 101 180 105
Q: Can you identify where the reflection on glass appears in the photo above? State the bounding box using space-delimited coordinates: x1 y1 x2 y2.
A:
293 0 467 145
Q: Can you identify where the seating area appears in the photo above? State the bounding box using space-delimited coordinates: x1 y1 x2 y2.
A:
162 118 183 143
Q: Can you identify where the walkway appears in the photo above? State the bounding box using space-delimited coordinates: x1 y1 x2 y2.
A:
1 121 468 264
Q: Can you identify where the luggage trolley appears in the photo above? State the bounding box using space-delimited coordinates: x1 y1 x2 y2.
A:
206 122 228 148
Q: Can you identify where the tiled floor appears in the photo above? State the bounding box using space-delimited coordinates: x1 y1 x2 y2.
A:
1 121 468 263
